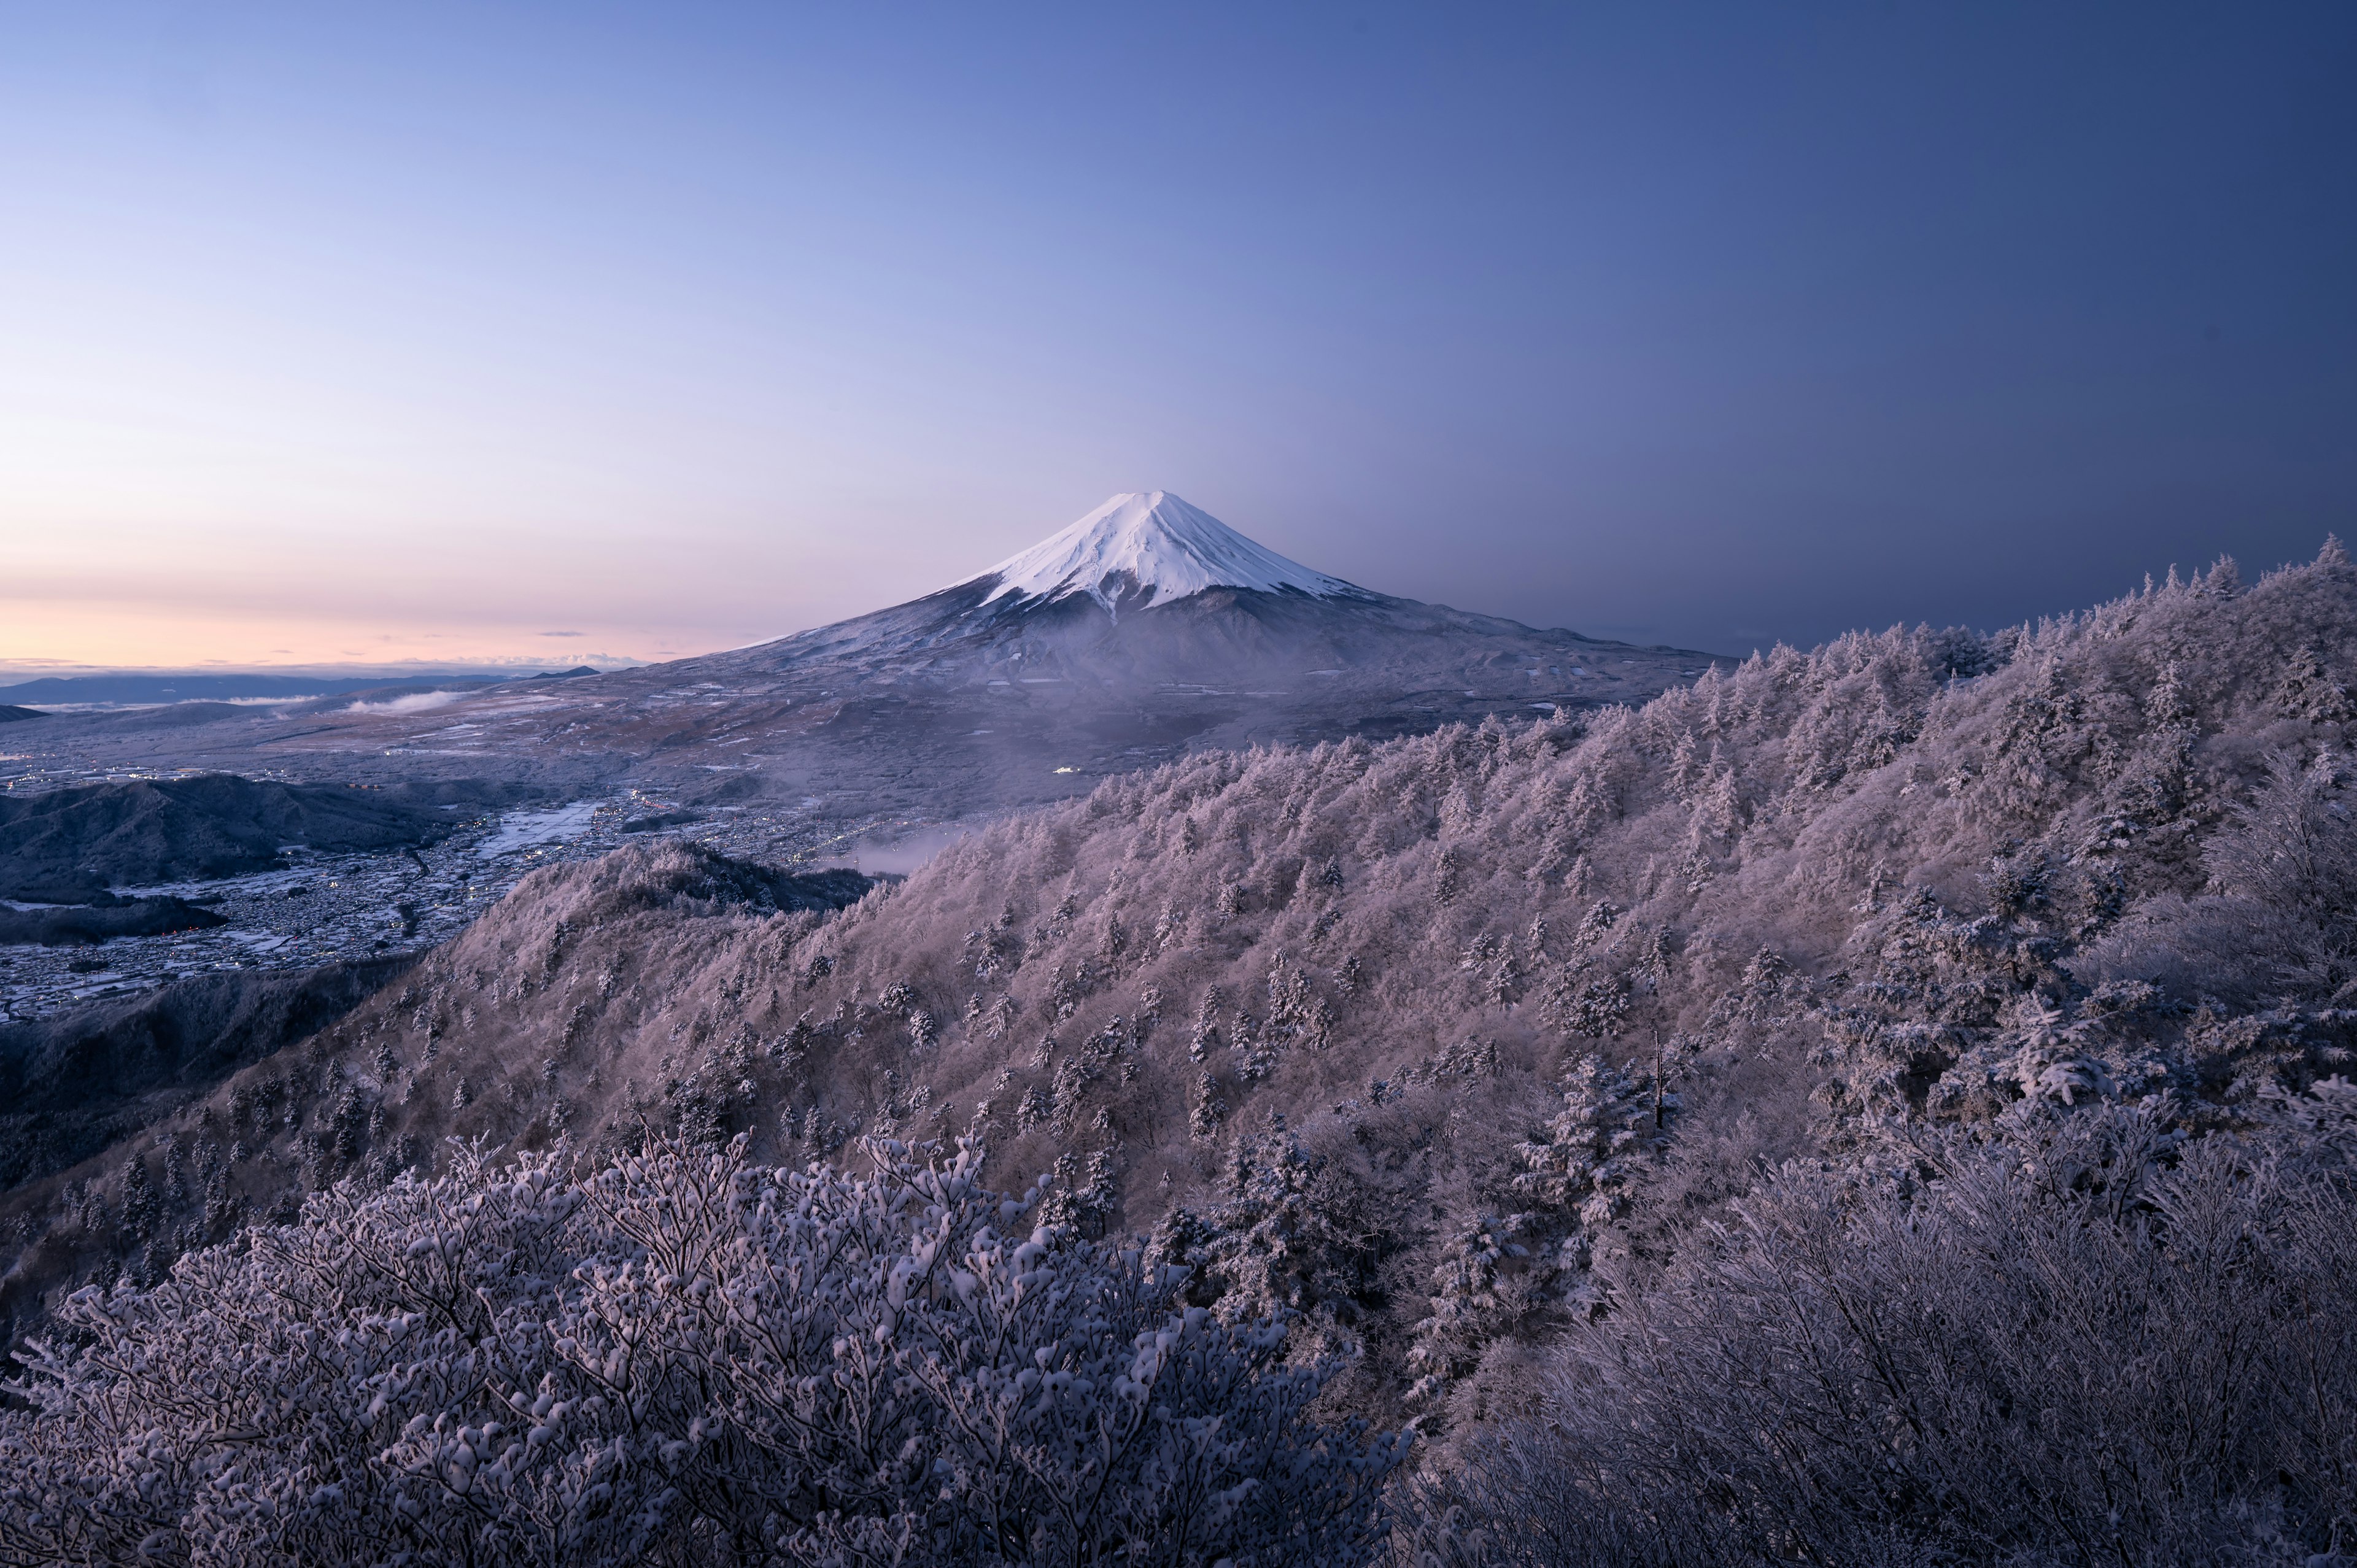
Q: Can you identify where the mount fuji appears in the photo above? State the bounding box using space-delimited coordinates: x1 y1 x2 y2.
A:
724 490 1716 693
949 490 1362 614
29 493 1728 822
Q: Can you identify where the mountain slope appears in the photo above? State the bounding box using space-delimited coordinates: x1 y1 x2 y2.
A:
11 543 2353 1434
11 495 1724 819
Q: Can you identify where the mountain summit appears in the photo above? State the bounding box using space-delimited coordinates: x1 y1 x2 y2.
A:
950 492 1360 615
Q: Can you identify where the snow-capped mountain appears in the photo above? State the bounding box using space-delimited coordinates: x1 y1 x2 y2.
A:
949 492 1361 614
50 491 1728 821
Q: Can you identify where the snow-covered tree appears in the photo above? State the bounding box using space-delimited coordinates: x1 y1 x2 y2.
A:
0 1137 1404 1567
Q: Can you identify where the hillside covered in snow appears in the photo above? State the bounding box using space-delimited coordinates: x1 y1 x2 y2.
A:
6 543 2355 1565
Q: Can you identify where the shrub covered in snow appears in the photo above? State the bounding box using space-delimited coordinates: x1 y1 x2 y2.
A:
0 1136 1403 1567
1401 1101 2357 1566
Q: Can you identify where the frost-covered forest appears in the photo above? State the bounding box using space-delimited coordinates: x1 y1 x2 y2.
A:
7 547 2357 1564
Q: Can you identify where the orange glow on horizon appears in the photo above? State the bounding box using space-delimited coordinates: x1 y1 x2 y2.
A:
0 595 735 673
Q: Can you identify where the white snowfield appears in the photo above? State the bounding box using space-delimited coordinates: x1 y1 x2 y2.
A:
951 491 1359 614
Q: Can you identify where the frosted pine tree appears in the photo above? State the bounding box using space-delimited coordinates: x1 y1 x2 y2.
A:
1189 1070 1228 1140
1264 952 1333 1048
1040 1143 1120 1237
1511 1053 1660 1238
1152 1118 1380 1354
1189 987 1224 1062
1405 1054 1665 1407
2275 643 2355 722
1406 1213 1546 1405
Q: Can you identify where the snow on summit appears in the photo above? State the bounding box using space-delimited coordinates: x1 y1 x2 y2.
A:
954 492 1358 613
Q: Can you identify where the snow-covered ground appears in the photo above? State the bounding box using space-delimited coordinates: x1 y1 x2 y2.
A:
0 790 923 1024
474 799 602 859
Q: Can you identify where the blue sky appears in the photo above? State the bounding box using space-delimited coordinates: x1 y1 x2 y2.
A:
3 2 2352 667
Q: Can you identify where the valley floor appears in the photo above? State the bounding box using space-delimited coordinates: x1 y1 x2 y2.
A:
0 778 924 1025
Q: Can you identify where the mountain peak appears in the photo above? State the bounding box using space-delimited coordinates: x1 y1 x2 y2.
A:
951 492 1358 614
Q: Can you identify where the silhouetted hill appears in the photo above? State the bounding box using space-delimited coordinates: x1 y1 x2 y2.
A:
0 956 414 1192
0 775 540 902
0 897 228 947
0 673 446 707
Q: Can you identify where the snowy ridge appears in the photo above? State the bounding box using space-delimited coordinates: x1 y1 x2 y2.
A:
950 492 1357 614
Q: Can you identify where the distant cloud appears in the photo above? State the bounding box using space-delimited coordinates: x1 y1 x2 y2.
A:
344 689 466 716
540 630 584 638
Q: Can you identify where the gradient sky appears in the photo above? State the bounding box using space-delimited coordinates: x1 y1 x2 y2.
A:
4 2 2353 669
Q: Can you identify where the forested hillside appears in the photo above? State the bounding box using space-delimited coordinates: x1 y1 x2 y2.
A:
6 547 2355 1563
